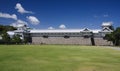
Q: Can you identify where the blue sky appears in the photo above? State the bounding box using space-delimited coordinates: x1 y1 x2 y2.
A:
0 0 120 29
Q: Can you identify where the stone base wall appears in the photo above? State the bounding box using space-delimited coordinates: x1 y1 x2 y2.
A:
32 37 91 45
94 38 113 46
32 37 113 46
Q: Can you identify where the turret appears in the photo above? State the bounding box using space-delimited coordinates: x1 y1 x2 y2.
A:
16 24 27 30
101 22 113 30
100 22 113 37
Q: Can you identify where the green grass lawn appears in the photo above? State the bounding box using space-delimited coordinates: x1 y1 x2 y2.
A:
0 45 120 71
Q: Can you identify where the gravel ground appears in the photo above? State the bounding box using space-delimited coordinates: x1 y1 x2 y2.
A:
103 46 120 50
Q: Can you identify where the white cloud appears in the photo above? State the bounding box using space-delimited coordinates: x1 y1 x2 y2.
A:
27 16 40 25
103 14 109 17
94 14 109 18
0 12 17 20
59 24 66 29
48 26 54 29
15 3 33 14
10 19 27 27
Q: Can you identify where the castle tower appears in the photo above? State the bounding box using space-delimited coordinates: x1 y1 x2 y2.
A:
101 22 113 31
100 22 113 37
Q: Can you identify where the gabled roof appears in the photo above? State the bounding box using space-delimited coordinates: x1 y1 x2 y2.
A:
83 28 90 31
101 27 113 32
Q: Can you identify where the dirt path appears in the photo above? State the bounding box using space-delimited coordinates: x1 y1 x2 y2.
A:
103 46 120 51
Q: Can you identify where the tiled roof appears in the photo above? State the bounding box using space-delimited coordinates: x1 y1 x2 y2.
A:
30 29 101 33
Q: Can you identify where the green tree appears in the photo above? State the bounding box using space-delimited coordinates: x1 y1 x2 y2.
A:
1 32 11 44
0 25 16 33
114 27 120 46
11 34 22 44
104 33 115 44
104 27 120 46
0 25 17 44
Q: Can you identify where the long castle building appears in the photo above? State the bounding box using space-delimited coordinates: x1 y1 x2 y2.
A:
8 23 113 45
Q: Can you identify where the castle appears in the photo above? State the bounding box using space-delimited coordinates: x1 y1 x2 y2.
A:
8 23 113 45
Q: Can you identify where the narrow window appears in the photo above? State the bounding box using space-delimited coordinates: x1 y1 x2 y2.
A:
43 35 48 38
64 35 70 39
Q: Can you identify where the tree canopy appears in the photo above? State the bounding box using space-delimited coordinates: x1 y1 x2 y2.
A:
104 27 120 46
0 25 20 44
11 34 22 44
0 25 16 33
